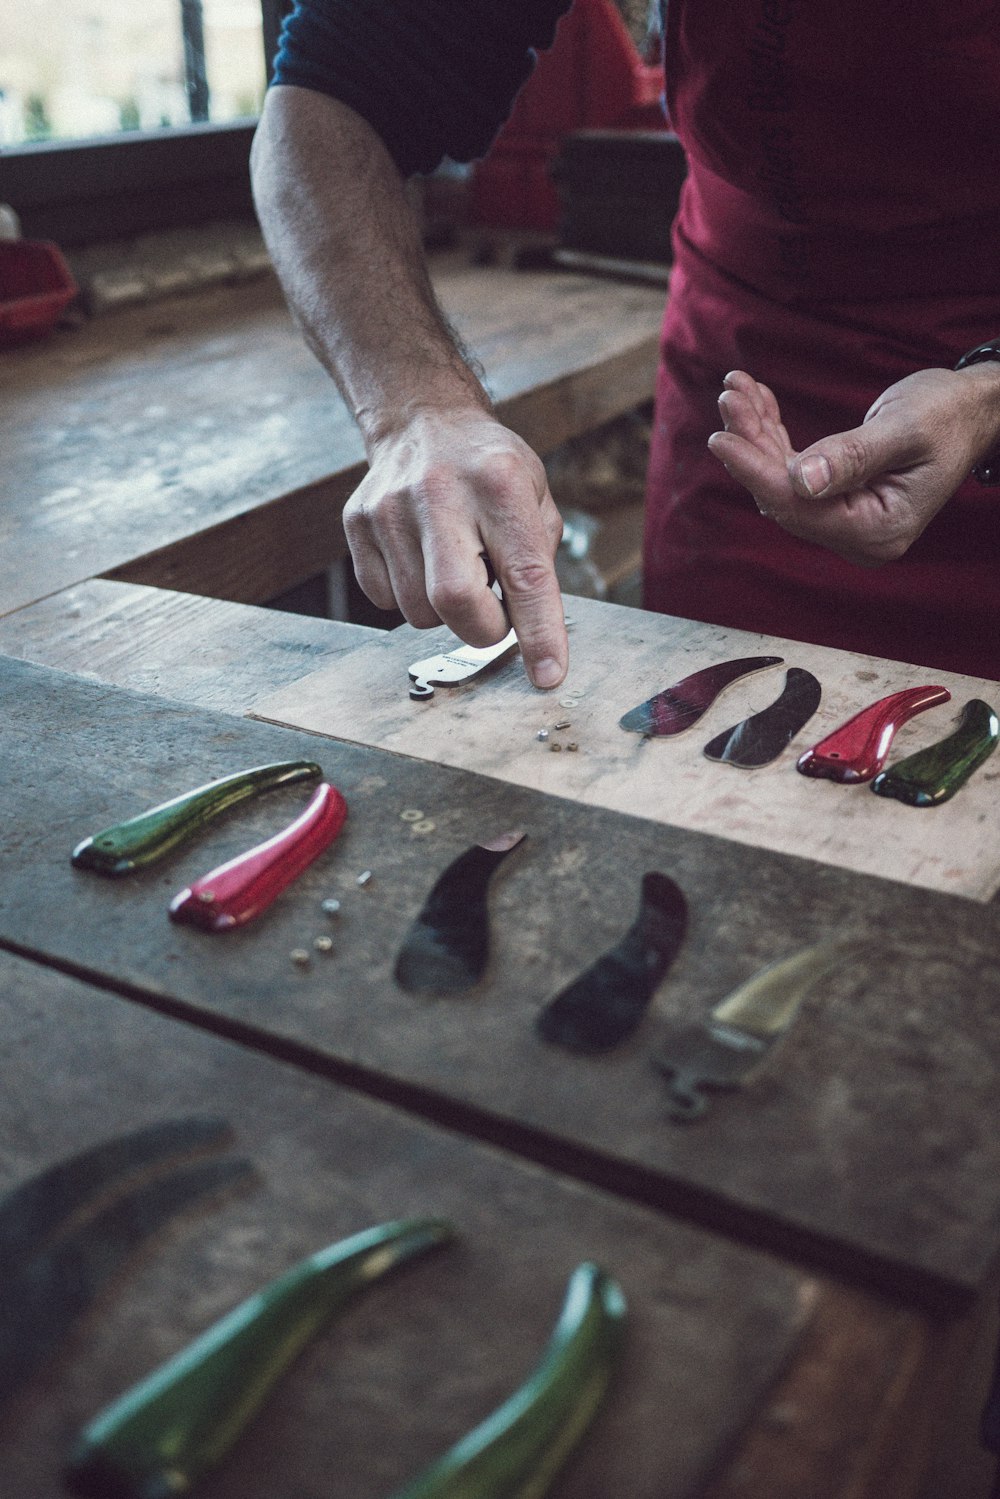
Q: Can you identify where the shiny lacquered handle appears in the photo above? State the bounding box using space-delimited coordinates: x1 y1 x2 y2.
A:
72 760 323 876
169 782 348 931
796 685 951 783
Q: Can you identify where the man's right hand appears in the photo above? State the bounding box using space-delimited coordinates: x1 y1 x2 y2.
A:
343 406 568 689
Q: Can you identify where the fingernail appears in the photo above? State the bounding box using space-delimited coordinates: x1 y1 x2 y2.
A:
531 658 563 689
798 455 832 496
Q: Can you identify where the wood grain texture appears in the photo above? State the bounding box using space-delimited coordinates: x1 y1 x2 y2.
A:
0 263 663 612
0 949 804 1499
252 596 1000 900
4 656 1000 1309
0 580 372 712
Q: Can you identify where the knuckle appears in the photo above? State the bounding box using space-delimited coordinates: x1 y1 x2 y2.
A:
426 576 479 617
502 555 557 598
838 435 870 482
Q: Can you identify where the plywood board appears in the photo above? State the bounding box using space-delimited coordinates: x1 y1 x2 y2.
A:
0 579 375 712
254 597 1000 901
4 656 1000 1308
0 950 805 1499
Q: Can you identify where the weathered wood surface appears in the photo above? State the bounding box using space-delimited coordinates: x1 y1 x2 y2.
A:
0 950 806 1499
0 261 663 613
4 656 1000 1310
253 596 1000 901
0 579 373 712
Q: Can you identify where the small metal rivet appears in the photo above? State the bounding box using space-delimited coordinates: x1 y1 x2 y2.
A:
400 809 424 822
536 728 550 742
321 898 341 916
357 870 373 887
410 819 435 835
290 948 311 967
554 719 571 731
198 890 215 903
550 742 563 752
313 935 334 953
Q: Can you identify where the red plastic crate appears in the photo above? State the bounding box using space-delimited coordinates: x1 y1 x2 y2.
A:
0 239 78 345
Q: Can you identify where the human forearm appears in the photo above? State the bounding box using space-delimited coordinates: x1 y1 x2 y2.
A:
251 85 489 447
250 84 568 687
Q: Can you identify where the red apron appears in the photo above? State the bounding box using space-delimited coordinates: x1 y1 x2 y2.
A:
644 2 1000 679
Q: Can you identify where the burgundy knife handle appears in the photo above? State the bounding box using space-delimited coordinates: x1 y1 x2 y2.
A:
796 685 951 783
169 782 348 931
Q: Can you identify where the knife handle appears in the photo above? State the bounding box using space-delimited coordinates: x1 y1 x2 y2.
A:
796 685 951 783
169 783 347 931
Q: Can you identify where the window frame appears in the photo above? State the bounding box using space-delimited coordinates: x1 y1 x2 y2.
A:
0 0 290 246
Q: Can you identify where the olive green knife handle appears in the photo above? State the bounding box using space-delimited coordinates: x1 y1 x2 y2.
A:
71 760 323 875
65 1217 454 1498
391 1261 626 1499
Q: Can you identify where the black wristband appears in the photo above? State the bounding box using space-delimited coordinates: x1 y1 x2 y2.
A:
954 338 1000 484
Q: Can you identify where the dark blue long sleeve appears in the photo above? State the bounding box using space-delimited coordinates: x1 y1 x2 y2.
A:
271 0 573 176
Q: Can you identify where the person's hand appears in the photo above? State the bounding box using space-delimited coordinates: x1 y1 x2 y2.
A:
343 406 568 688
707 366 1000 566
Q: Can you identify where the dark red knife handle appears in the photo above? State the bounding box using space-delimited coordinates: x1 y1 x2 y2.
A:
169 782 348 931
796 685 951 784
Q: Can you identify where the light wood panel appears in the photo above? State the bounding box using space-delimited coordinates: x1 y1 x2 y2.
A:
252 597 1000 901
0 579 372 712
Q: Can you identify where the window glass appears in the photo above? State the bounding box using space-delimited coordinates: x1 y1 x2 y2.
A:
0 0 266 145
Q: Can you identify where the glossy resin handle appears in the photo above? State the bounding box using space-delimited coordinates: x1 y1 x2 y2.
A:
65 1218 453 1499
871 698 999 806
703 667 822 768
796 685 951 783
619 656 784 736
391 1261 625 1499
537 872 687 1053
72 761 323 876
169 782 347 931
394 830 526 995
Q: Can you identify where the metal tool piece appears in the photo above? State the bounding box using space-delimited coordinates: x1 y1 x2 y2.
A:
408 629 519 700
703 668 822 768
394 830 526 995
537 872 687 1053
71 761 323 876
796 685 951 783
871 697 1000 806
0 1120 253 1408
656 942 848 1122
169 782 348 931
619 656 784 737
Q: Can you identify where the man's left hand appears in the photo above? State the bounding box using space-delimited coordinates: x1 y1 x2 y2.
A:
707 365 1000 566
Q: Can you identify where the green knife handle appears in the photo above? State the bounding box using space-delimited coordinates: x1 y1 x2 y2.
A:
71 760 323 875
64 1217 453 1498
871 698 999 806
391 1262 626 1499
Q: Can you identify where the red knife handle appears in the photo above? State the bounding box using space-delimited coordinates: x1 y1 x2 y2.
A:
169 783 348 931
796 685 951 783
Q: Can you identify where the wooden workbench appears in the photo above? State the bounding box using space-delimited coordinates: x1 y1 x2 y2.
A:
1 256 998 1499
0 258 664 615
